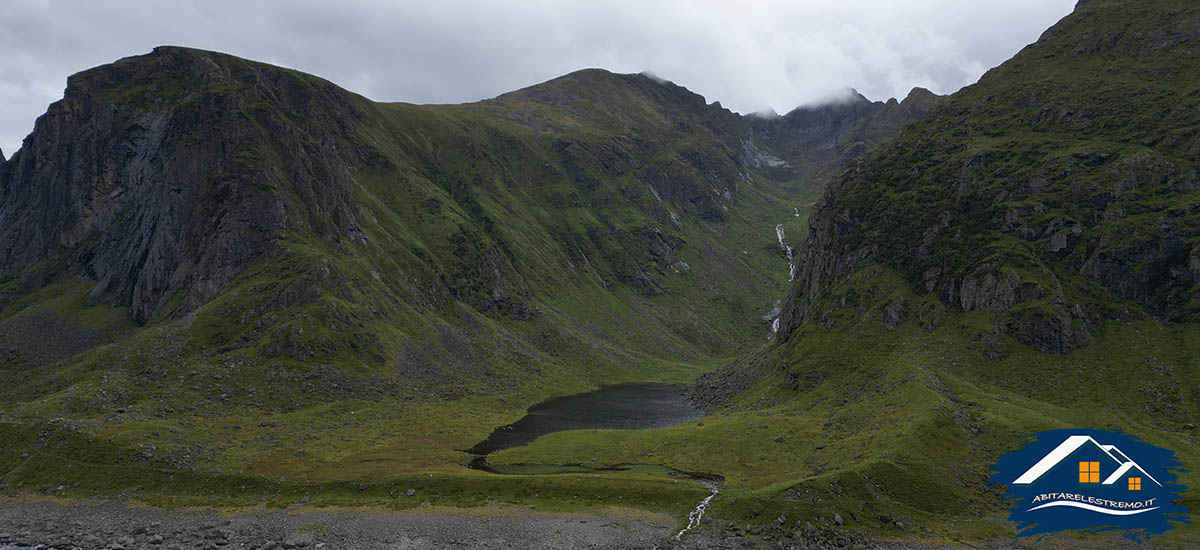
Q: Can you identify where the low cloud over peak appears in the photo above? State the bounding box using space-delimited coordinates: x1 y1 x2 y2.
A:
0 0 1075 155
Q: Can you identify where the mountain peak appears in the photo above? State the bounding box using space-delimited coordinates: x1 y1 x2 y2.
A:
494 66 700 106
779 0 1200 353
903 86 936 102
746 108 780 119
483 67 734 135
63 45 356 109
845 88 871 104
2 46 369 323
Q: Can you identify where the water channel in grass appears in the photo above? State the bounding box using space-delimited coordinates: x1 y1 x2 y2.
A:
462 382 721 538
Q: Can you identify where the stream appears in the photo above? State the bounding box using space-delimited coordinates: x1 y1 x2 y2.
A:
675 479 720 540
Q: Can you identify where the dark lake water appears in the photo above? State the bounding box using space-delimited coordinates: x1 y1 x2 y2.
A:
466 382 705 456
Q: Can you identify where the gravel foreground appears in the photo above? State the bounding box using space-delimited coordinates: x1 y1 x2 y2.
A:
0 499 1151 550
0 499 676 550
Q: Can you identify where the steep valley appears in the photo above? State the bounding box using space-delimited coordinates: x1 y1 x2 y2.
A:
0 40 939 548
1 0 1199 547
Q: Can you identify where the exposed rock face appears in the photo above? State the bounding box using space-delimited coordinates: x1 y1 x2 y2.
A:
748 87 938 187
881 296 905 330
0 44 944 385
0 47 782 378
0 46 364 322
779 0 1199 355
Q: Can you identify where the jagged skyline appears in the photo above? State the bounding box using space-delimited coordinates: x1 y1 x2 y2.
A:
0 0 1076 156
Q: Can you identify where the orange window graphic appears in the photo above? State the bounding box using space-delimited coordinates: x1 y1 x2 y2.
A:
1078 461 1100 483
1129 477 1142 491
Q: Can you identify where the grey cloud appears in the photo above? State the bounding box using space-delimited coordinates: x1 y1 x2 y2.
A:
0 0 1076 156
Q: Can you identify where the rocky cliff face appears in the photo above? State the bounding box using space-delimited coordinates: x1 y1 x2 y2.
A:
0 47 366 322
747 88 938 192
0 48 782 382
0 44 943 390
780 0 1199 355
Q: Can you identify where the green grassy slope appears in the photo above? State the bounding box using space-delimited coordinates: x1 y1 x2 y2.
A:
671 0 1200 544
0 45 936 524
0 48 796 491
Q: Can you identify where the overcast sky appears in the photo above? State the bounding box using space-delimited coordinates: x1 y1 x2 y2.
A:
0 0 1076 157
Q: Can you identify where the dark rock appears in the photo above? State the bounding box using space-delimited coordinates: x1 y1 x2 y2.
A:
882 297 905 330
917 300 946 331
0 47 364 324
768 1 1200 357
1009 306 1092 354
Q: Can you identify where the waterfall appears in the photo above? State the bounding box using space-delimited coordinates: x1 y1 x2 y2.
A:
674 481 720 541
776 225 795 281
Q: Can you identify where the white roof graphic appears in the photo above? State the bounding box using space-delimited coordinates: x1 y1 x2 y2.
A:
1103 460 1161 486
1012 435 1162 487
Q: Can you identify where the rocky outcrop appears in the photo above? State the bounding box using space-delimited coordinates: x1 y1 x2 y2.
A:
778 0 1199 355
748 87 939 187
881 296 905 330
0 46 366 322
2 46 843 377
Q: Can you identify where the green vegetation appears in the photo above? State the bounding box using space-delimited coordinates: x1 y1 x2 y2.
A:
2 0 1197 545
688 0 1200 543
496 268 1198 543
0 44 816 534
825 0 1198 344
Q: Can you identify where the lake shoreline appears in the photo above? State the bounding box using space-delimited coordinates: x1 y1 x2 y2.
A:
466 382 705 457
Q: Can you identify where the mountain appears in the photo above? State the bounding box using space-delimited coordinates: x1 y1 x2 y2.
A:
679 0 1199 542
779 0 1199 353
749 87 938 196
5 1 1196 544
0 46 933 513
0 49 776 382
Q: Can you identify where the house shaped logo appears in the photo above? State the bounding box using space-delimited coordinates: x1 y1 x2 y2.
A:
990 429 1189 540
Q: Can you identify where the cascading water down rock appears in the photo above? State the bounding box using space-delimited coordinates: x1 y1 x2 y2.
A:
775 224 795 282
674 480 720 541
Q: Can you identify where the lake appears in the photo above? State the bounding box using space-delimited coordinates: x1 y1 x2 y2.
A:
466 382 705 456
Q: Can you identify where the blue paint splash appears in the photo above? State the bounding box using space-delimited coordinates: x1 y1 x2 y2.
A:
989 428 1189 542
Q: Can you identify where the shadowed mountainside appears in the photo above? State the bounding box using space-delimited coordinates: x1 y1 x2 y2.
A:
0 45 938 523
681 0 1198 543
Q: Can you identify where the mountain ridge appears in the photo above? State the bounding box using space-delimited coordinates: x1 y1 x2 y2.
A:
3 2 1200 544
0 44 938 473
0 46 369 324
778 0 1199 354
680 0 1198 541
